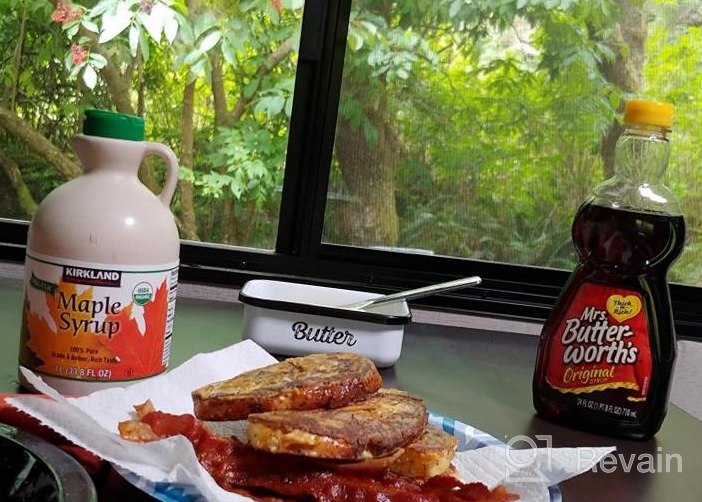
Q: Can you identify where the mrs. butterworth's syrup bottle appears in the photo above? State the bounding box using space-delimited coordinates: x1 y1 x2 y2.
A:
533 100 685 440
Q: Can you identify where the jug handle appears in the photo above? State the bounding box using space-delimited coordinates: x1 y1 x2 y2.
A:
143 142 180 206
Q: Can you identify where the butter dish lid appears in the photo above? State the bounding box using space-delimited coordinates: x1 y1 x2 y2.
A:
239 280 411 325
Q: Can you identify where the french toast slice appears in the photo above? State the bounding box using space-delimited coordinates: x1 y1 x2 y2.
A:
389 425 458 480
312 449 406 475
247 389 428 460
192 353 382 420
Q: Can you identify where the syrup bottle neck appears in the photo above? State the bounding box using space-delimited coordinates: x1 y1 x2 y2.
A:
614 123 671 182
71 134 145 176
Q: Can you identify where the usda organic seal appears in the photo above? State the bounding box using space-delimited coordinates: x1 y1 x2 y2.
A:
132 282 154 306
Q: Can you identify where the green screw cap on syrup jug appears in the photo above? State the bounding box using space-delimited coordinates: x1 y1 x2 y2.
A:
82 109 145 141
18 109 181 396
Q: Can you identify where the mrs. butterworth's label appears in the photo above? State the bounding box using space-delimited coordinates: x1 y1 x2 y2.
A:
543 282 652 403
19 253 178 382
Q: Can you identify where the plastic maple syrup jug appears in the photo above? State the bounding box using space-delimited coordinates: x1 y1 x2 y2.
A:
532 100 684 440
18 109 180 395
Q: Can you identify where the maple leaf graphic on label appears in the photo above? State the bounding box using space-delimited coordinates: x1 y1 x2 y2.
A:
99 279 168 379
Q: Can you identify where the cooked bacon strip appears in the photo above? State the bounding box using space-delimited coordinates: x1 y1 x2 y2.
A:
121 407 518 502
118 419 160 442
134 399 156 419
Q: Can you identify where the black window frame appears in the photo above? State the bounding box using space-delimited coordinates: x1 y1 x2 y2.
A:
1 0 701 339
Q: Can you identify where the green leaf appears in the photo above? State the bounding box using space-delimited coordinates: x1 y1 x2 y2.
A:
282 0 304 9
69 63 83 79
129 25 139 57
68 25 80 38
194 12 217 39
83 65 98 88
89 53 108 69
139 28 150 61
240 0 263 12
179 21 195 46
228 28 247 53
89 0 117 17
138 10 163 43
360 21 378 36
173 52 187 69
64 20 81 39
222 39 237 67
188 58 207 83
268 3 280 25
99 4 133 43
37 47 51 64
184 49 204 66
82 20 100 33
449 0 462 18
255 95 285 118
268 96 285 117
64 52 73 72
178 166 195 182
164 14 178 43
198 30 221 52
244 79 259 98
348 29 364 51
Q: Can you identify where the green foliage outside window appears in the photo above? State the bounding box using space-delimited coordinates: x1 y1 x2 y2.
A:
325 0 702 285
0 0 302 246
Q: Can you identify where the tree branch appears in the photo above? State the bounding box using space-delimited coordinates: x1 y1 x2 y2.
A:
8 0 29 111
210 52 232 127
178 81 200 240
594 0 646 178
0 106 81 179
231 37 295 122
98 51 136 115
209 52 235 242
0 147 37 215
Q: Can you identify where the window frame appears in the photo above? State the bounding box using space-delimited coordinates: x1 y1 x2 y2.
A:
1 0 701 340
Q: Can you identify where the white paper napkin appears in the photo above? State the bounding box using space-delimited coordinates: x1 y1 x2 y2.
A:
8 340 614 502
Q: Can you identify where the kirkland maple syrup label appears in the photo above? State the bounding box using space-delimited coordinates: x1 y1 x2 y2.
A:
544 282 652 404
19 253 178 382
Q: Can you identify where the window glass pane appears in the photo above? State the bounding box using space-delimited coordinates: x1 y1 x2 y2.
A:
0 0 304 249
324 0 702 285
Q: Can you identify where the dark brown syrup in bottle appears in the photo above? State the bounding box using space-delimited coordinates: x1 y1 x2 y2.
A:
533 203 684 439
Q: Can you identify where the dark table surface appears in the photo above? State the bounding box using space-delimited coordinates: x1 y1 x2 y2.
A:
1 275 700 501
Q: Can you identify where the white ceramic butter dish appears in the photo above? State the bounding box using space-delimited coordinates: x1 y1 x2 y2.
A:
239 279 411 367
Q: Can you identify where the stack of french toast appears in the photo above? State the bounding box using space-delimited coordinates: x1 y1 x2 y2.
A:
190 352 458 480
120 352 519 501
